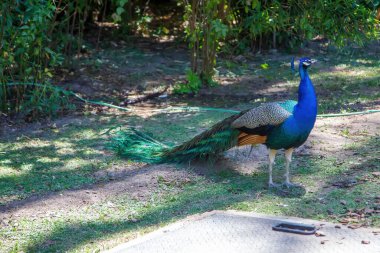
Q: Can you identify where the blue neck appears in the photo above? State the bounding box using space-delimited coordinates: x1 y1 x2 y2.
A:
294 66 318 125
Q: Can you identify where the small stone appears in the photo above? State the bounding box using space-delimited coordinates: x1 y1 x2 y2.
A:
315 231 326 237
320 240 329 244
348 224 362 229
335 225 341 229
371 172 380 177
340 200 347 205
361 240 370 244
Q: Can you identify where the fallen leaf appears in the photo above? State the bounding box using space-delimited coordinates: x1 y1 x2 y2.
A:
348 212 359 217
348 224 362 229
315 231 326 237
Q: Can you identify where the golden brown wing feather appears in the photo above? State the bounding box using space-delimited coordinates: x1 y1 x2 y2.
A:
237 132 267 146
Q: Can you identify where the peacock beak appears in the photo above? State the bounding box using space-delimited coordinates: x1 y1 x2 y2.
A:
302 59 317 67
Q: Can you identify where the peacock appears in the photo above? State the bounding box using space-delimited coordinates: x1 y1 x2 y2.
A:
112 57 318 188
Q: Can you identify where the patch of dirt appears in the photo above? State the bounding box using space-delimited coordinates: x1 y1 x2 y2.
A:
59 39 189 100
307 113 380 155
0 114 95 140
0 164 197 222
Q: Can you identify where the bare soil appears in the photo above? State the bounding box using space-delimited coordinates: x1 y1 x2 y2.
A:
0 164 196 221
1 112 379 223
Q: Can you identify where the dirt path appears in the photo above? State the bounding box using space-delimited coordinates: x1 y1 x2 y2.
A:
0 164 195 221
1 112 379 223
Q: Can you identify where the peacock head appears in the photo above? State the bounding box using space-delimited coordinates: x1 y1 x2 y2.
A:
299 57 317 69
291 57 317 74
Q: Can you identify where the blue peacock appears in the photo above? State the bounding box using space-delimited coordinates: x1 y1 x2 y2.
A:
112 57 318 188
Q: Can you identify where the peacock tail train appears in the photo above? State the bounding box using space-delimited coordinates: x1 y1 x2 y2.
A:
111 110 248 164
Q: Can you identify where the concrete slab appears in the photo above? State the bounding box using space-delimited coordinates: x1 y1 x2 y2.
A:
104 211 380 253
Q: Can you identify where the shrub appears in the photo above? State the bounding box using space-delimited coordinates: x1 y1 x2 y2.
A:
173 70 202 94
0 1 63 116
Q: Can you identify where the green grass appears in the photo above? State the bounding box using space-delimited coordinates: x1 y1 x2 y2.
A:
1 111 379 252
0 118 118 204
1 49 380 252
0 111 231 205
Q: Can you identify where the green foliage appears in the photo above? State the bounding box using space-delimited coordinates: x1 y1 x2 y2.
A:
1 0 378 119
183 0 378 85
173 70 202 94
229 0 378 51
184 0 230 84
0 1 61 114
112 0 129 22
21 84 75 119
260 63 269 70
0 0 87 118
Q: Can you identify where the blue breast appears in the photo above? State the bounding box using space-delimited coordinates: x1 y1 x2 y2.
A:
266 116 313 149
266 65 317 150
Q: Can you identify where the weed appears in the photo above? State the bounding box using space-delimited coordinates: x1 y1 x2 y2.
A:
173 70 202 94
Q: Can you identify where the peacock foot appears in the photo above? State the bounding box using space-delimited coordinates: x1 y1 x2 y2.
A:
283 181 301 188
268 182 280 188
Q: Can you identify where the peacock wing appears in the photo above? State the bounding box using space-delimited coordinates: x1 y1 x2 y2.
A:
231 102 293 130
231 101 295 146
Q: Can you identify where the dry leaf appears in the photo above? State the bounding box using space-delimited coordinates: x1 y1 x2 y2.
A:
348 224 362 229
315 231 326 237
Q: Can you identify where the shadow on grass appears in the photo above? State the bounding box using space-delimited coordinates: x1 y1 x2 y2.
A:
0 115 126 205
23 135 379 252
0 110 239 207
22 167 268 252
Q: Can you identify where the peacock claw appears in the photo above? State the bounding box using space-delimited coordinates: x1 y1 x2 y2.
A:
268 182 280 188
283 182 301 188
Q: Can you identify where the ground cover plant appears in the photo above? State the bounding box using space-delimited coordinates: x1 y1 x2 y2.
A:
1 1 380 252
1 43 379 252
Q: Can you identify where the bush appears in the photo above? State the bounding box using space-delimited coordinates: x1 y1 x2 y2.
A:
173 70 202 94
0 1 63 116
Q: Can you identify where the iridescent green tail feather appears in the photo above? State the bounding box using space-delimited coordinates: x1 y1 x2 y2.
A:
111 111 246 164
111 127 169 163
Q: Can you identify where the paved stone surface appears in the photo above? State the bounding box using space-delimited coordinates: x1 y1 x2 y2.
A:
104 211 380 253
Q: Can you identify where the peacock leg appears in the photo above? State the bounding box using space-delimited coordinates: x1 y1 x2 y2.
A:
268 149 278 188
283 148 299 188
